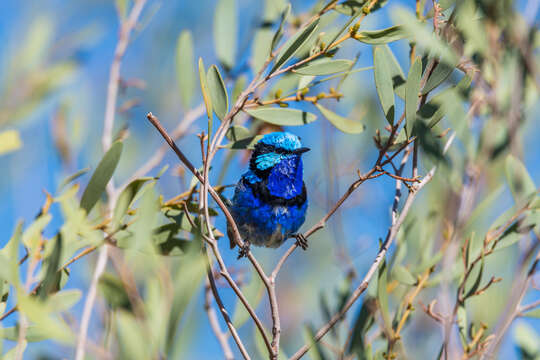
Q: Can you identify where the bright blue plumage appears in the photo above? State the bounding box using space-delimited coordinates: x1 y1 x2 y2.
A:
228 132 309 250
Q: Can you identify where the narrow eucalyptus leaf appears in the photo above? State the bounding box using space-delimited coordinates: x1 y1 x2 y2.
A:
207 65 229 120
176 31 195 108
422 62 454 95
373 46 395 124
58 168 90 191
347 297 375 357
457 305 468 347
225 125 250 141
391 265 416 285
377 260 390 327
198 58 213 121
270 19 320 74
294 59 353 76
80 141 123 214
112 177 153 230
354 25 407 44
214 0 237 69
505 155 536 205
405 57 422 134
245 107 317 126
315 103 365 134
271 3 291 51
253 29 274 72
335 0 368 16
223 135 264 150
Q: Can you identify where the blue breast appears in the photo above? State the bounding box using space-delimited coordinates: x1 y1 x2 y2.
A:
230 165 307 247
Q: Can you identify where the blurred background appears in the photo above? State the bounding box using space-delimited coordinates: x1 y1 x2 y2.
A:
1 0 539 359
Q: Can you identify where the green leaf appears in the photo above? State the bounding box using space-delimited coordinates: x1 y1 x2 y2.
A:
303 324 328 360
17 293 73 343
271 3 291 51
0 222 23 289
494 223 523 252
405 57 422 135
58 167 90 191
354 25 407 44
22 214 52 251
214 0 237 69
116 310 148 360
505 155 536 205
347 297 376 357
455 0 488 57
391 265 416 285
0 130 22 155
131 186 160 252
112 177 153 230
225 125 250 141
47 289 81 312
166 252 206 353
457 305 468 347
175 30 195 109
422 62 454 95
206 65 229 120
198 58 213 122
270 19 320 74
415 121 446 163
99 273 131 310
245 107 317 126
253 28 274 72
377 260 390 328
38 234 63 299
232 75 246 102
464 252 484 299
232 273 264 328
335 0 368 16
382 44 406 98
315 103 365 134
373 46 395 124
80 141 123 214
223 135 264 150
294 59 354 76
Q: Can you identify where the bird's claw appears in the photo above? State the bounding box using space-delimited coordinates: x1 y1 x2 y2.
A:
294 233 308 250
237 242 251 259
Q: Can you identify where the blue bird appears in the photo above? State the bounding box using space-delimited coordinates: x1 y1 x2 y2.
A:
227 132 310 256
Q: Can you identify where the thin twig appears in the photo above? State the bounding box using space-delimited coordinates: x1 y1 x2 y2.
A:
117 104 205 191
204 280 234 360
206 252 250 360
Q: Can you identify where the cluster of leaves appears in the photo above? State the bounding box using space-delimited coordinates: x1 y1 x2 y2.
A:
1 0 540 359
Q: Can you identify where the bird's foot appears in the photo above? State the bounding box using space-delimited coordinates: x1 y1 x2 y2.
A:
293 233 308 250
237 242 251 259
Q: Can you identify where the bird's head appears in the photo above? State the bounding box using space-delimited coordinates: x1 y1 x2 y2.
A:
249 132 310 175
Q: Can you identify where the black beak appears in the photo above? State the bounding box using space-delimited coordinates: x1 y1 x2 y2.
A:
294 147 310 154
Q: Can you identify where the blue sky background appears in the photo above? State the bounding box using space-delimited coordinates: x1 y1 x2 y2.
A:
1 0 539 358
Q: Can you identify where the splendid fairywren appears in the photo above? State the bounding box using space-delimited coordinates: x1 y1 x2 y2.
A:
227 132 310 255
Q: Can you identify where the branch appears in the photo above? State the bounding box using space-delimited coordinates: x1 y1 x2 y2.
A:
204 280 234 360
290 167 437 360
206 253 250 360
76 2 147 359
